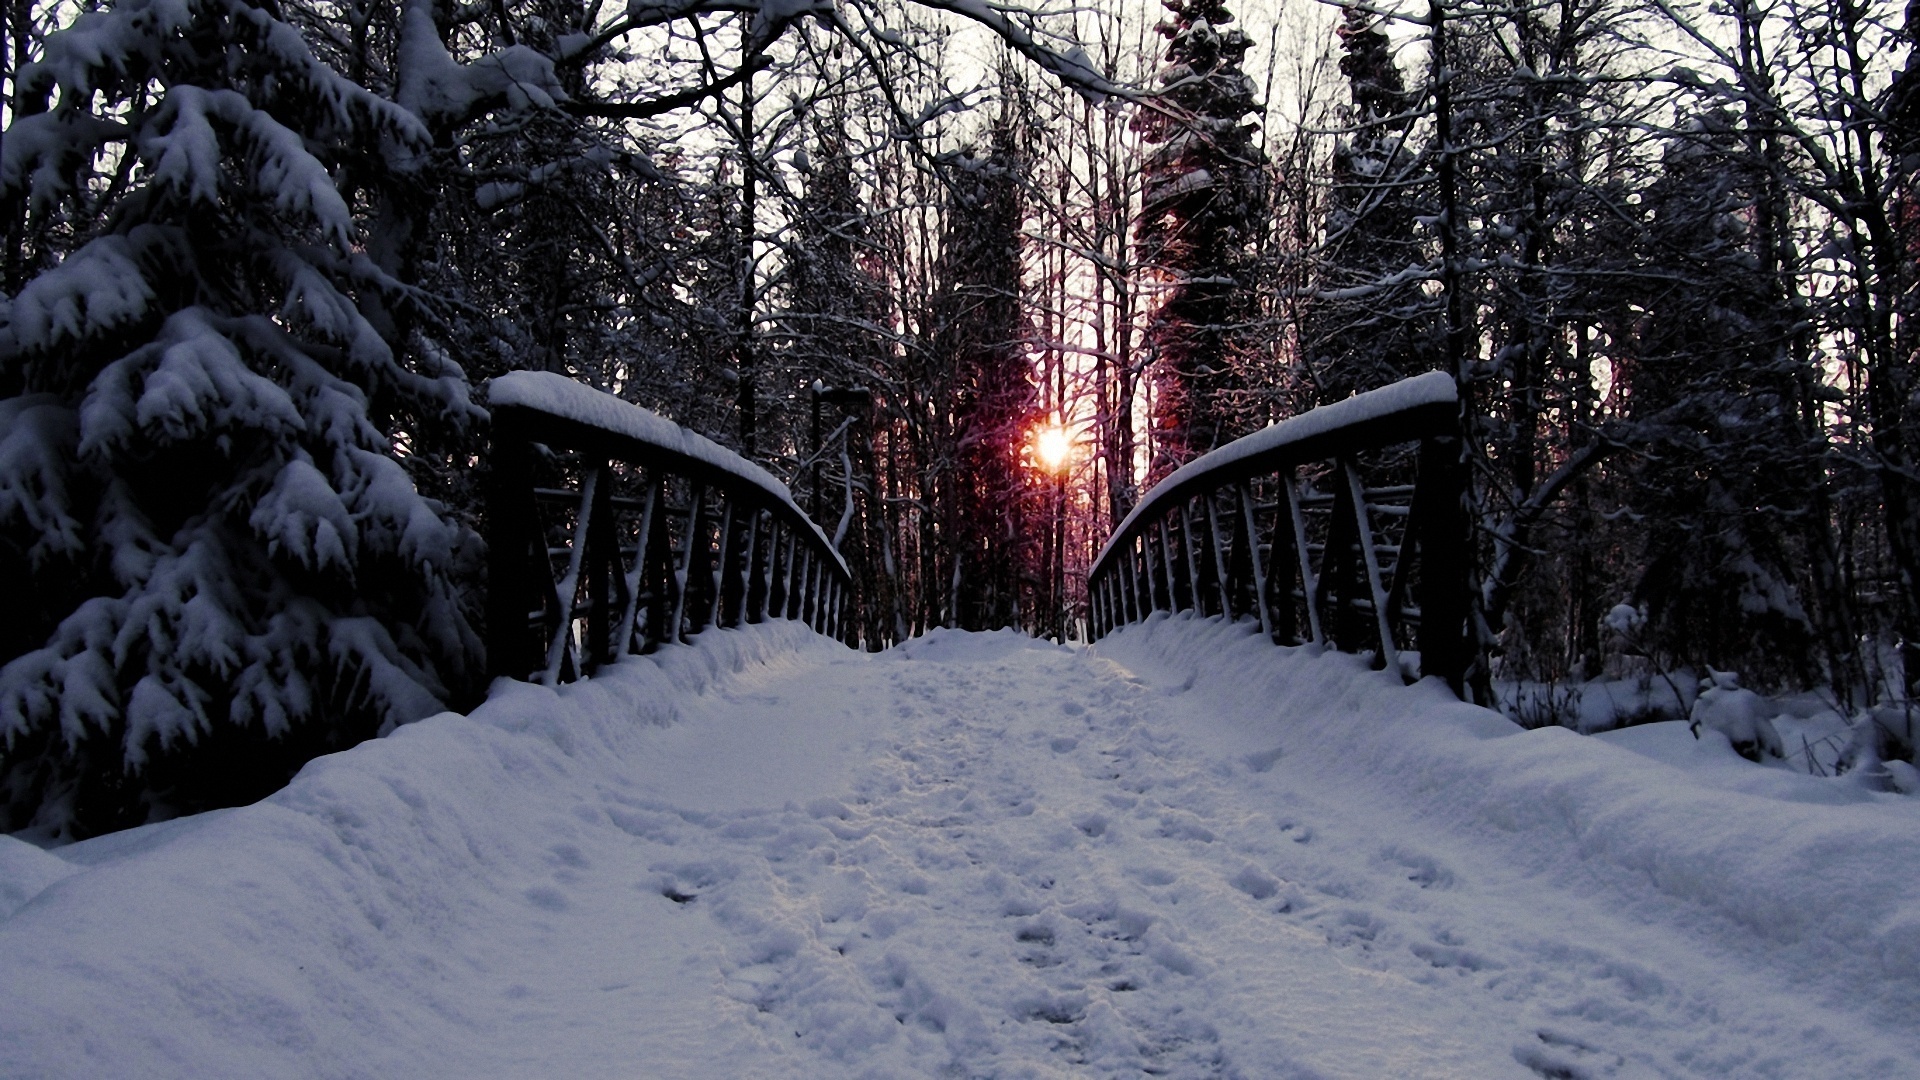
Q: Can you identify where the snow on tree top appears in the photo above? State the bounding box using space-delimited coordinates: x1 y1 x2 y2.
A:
488 371 847 574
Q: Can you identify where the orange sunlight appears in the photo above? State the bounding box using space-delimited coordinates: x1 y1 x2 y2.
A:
1033 424 1072 474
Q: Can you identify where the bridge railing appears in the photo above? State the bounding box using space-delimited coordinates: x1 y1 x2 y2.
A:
485 372 853 685
1088 372 1474 692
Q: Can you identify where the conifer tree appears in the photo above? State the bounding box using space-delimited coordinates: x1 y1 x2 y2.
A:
928 118 1038 630
1134 0 1266 479
1303 8 1435 405
1620 114 1827 687
0 0 518 836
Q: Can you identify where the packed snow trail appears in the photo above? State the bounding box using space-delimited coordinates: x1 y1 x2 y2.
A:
4 619 1919 1078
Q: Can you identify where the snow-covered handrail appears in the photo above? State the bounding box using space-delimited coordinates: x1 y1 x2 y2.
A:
486 372 854 683
1088 372 1474 693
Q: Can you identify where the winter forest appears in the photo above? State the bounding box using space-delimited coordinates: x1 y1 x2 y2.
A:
2 0 1918 840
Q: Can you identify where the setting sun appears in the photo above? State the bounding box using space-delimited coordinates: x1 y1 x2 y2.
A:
1033 424 1072 474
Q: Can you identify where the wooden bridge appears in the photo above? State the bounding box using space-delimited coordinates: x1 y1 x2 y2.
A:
485 370 1476 694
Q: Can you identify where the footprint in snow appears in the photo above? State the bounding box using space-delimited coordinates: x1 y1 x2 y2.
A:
1129 865 1178 887
1381 846 1456 890
1514 1029 1626 1079
1243 746 1285 773
1409 938 1502 974
1228 865 1280 900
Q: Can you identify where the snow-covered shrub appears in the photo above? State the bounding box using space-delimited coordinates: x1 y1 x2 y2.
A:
1689 669 1784 763
1503 679 1583 730
1838 704 1920 789
0 0 486 838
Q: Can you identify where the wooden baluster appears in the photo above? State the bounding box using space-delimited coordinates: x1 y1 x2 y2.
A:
1343 462 1398 671
1320 462 1364 648
733 502 757 627
1206 493 1234 619
1238 481 1273 642
798 549 815 626
758 517 778 622
1157 519 1180 613
1131 537 1147 616
812 558 827 633
1181 501 1205 617
796 535 809 626
778 529 796 619
1262 474 1299 645
669 484 703 644
705 497 734 631
1142 532 1162 613
790 547 805 623
1380 489 1418 643
811 555 825 631
614 476 658 657
585 462 618 670
1285 471 1323 646
542 466 601 684
644 482 673 650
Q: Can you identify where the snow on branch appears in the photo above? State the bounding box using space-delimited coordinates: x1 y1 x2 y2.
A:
911 0 1120 102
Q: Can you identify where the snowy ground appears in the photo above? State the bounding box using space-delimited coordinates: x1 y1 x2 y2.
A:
5 616 1919 1078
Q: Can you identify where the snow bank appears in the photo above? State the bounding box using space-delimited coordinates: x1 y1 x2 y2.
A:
1095 614 1920 1023
10 613 1919 1076
0 621 845 1079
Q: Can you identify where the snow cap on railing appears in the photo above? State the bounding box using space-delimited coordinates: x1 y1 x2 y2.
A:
489 370 849 577
1095 371 1457 572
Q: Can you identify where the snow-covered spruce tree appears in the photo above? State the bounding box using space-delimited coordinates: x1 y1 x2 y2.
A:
928 114 1040 632
1302 7 1436 406
1617 113 1829 690
1134 0 1266 481
0 0 486 838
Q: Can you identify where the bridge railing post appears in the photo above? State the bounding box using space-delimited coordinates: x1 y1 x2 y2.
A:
1413 434 1472 696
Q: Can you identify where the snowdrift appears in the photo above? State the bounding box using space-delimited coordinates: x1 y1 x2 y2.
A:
4 614 1918 1077
1096 614 1920 1025
0 622 846 1078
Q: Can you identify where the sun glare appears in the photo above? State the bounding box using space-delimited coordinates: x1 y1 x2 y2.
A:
1033 424 1072 474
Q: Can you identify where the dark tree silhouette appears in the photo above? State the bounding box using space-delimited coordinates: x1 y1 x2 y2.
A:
1135 0 1266 481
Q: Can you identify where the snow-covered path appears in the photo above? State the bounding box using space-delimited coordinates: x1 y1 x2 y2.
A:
5 619 1919 1078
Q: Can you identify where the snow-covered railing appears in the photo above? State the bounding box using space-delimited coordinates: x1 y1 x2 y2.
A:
1088 372 1474 692
485 372 854 683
